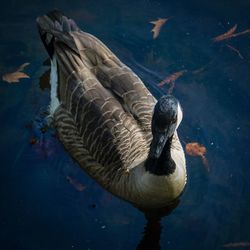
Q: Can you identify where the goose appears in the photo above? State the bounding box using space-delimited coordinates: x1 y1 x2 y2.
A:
37 10 187 209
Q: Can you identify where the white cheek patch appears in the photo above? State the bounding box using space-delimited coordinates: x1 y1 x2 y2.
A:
49 55 60 115
176 102 183 128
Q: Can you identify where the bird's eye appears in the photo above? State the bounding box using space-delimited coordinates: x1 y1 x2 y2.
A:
172 117 177 124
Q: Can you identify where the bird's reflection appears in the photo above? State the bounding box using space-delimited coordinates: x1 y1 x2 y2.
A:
136 200 180 250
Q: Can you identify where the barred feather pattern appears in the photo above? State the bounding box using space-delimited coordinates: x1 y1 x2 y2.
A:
37 11 186 207
50 29 156 189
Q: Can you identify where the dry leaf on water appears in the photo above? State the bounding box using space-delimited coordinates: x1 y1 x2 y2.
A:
2 62 30 83
158 70 187 87
66 176 86 192
17 62 30 72
223 242 250 248
185 142 210 172
226 44 244 59
212 24 250 42
212 24 238 42
150 18 169 39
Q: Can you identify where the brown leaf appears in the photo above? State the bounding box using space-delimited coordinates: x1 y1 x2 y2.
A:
66 176 86 192
230 28 250 38
158 70 186 87
2 72 30 83
185 142 210 171
2 62 30 83
150 18 169 39
226 44 244 59
212 25 250 43
16 62 30 72
39 69 50 91
29 137 37 145
186 142 206 156
223 242 250 248
212 24 238 42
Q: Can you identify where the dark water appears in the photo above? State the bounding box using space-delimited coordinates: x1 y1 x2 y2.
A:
1 0 250 249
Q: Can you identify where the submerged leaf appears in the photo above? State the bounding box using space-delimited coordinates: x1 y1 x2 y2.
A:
2 62 30 83
186 142 210 171
39 69 51 91
186 142 206 156
223 242 250 248
29 137 37 145
150 18 169 39
66 176 86 191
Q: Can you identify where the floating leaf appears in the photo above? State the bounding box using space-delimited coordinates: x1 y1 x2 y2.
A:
226 44 244 59
212 25 250 42
2 62 30 83
185 142 210 172
150 18 169 39
223 242 250 248
158 70 187 87
231 28 250 38
66 176 86 191
212 24 238 42
17 62 30 72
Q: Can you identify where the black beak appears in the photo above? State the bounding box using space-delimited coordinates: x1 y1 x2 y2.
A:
149 126 172 159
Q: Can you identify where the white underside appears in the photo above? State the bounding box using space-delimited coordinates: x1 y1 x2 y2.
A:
49 56 60 115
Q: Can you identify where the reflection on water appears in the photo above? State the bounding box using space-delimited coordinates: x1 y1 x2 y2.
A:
0 0 250 249
137 201 180 250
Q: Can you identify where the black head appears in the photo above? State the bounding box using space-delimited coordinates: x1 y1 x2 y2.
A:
150 95 179 159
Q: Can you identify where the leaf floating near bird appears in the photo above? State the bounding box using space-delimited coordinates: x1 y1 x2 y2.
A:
150 18 169 39
2 62 30 83
212 24 250 42
185 142 210 172
158 70 187 87
223 242 250 248
66 176 86 192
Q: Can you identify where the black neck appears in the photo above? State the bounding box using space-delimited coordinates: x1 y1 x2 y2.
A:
145 136 176 176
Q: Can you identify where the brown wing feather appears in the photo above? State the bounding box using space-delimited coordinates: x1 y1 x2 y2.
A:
53 37 151 175
38 12 155 179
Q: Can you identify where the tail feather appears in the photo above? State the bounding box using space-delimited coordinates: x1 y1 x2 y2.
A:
36 10 79 58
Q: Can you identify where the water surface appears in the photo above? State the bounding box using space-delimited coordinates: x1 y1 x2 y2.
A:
0 0 250 249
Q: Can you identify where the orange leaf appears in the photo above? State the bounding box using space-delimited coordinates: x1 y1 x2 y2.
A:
185 142 206 157
185 142 210 171
158 70 186 87
212 24 238 42
66 176 86 191
2 72 30 83
2 62 30 83
16 62 30 72
150 18 169 39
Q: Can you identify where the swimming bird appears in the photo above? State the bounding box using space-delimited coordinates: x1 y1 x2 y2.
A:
37 11 186 209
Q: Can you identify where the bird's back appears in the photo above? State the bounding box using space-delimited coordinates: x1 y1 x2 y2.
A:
37 11 156 186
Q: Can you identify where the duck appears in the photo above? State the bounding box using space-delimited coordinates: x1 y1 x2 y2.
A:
37 10 187 209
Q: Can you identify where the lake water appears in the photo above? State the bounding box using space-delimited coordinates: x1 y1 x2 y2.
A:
1 0 250 249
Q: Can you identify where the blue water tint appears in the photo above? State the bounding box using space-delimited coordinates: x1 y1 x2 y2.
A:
0 0 250 249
